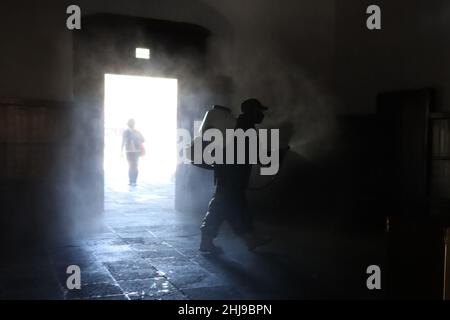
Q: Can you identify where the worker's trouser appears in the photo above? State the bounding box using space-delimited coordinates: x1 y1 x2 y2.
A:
200 187 253 239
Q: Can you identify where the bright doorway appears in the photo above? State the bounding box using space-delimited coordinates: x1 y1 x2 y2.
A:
103 74 178 198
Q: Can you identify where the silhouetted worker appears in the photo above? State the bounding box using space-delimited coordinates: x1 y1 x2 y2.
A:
122 119 145 186
200 99 270 253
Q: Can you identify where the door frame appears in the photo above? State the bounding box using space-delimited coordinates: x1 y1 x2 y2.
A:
73 14 212 216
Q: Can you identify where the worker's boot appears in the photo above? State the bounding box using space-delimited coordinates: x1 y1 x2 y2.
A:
199 234 223 254
243 233 271 251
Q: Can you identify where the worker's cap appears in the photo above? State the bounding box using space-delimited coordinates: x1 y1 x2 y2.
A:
241 98 268 113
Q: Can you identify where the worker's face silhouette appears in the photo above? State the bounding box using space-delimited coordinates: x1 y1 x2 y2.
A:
248 108 265 124
244 108 264 124
241 99 267 124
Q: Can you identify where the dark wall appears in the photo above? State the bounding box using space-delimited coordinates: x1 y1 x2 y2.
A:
332 0 450 222
335 0 450 114
0 99 72 246
0 0 73 100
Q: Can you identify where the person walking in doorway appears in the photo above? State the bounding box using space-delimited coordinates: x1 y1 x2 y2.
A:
121 118 145 186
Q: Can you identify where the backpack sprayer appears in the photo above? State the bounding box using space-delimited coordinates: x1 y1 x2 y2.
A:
186 105 236 170
186 105 290 190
